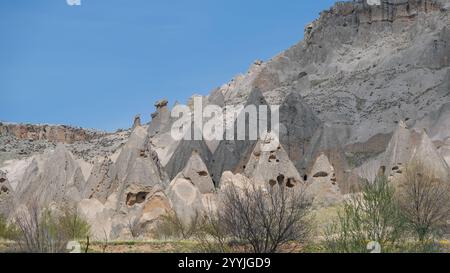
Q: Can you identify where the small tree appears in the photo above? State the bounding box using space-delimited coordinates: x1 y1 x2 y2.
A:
58 207 91 241
14 203 90 253
324 175 405 253
396 161 450 243
217 183 312 253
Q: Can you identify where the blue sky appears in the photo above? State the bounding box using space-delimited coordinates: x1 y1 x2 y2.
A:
0 0 336 131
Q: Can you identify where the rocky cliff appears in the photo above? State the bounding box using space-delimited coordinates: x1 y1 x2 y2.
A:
215 0 450 146
0 122 105 144
1 0 450 240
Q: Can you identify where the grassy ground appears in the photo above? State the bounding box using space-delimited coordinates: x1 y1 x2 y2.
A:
83 239 199 253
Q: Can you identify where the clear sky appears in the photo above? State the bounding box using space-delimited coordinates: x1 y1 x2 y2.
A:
0 0 337 132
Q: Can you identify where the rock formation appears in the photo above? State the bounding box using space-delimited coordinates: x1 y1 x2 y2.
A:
175 150 215 194
0 170 14 217
14 144 86 208
132 114 141 129
148 99 171 137
380 121 417 178
82 156 114 202
410 129 450 180
164 125 213 181
211 89 270 185
299 124 352 193
0 122 104 144
107 126 169 211
216 0 450 147
1 0 450 240
306 153 343 207
244 132 302 188
278 92 322 166
166 176 205 225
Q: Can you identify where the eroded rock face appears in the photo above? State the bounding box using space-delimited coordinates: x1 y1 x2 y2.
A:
148 99 171 137
299 124 352 193
79 185 172 240
219 171 252 192
410 130 450 181
164 126 213 182
216 0 450 146
0 123 104 144
166 177 205 225
0 170 14 217
278 92 322 166
380 121 416 178
132 114 141 129
306 154 343 207
82 156 114 202
211 89 270 185
244 132 302 189
14 144 85 208
178 150 215 194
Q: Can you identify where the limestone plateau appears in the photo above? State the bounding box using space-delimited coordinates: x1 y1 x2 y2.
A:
1 0 450 240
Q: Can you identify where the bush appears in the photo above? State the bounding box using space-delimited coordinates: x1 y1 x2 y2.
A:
0 214 18 240
323 175 405 253
396 161 450 243
210 183 313 253
14 204 90 253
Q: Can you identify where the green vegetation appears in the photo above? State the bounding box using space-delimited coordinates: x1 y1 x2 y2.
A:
322 161 450 253
13 205 90 253
323 175 405 253
0 214 18 240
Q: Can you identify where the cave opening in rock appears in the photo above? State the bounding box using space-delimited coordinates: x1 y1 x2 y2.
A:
1 186 9 194
286 178 296 188
277 174 285 185
269 154 277 162
313 171 329 178
197 171 208 176
269 179 276 187
126 191 149 206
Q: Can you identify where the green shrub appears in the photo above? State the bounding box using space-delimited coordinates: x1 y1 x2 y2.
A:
0 214 18 240
323 175 405 253
14 205 90 253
